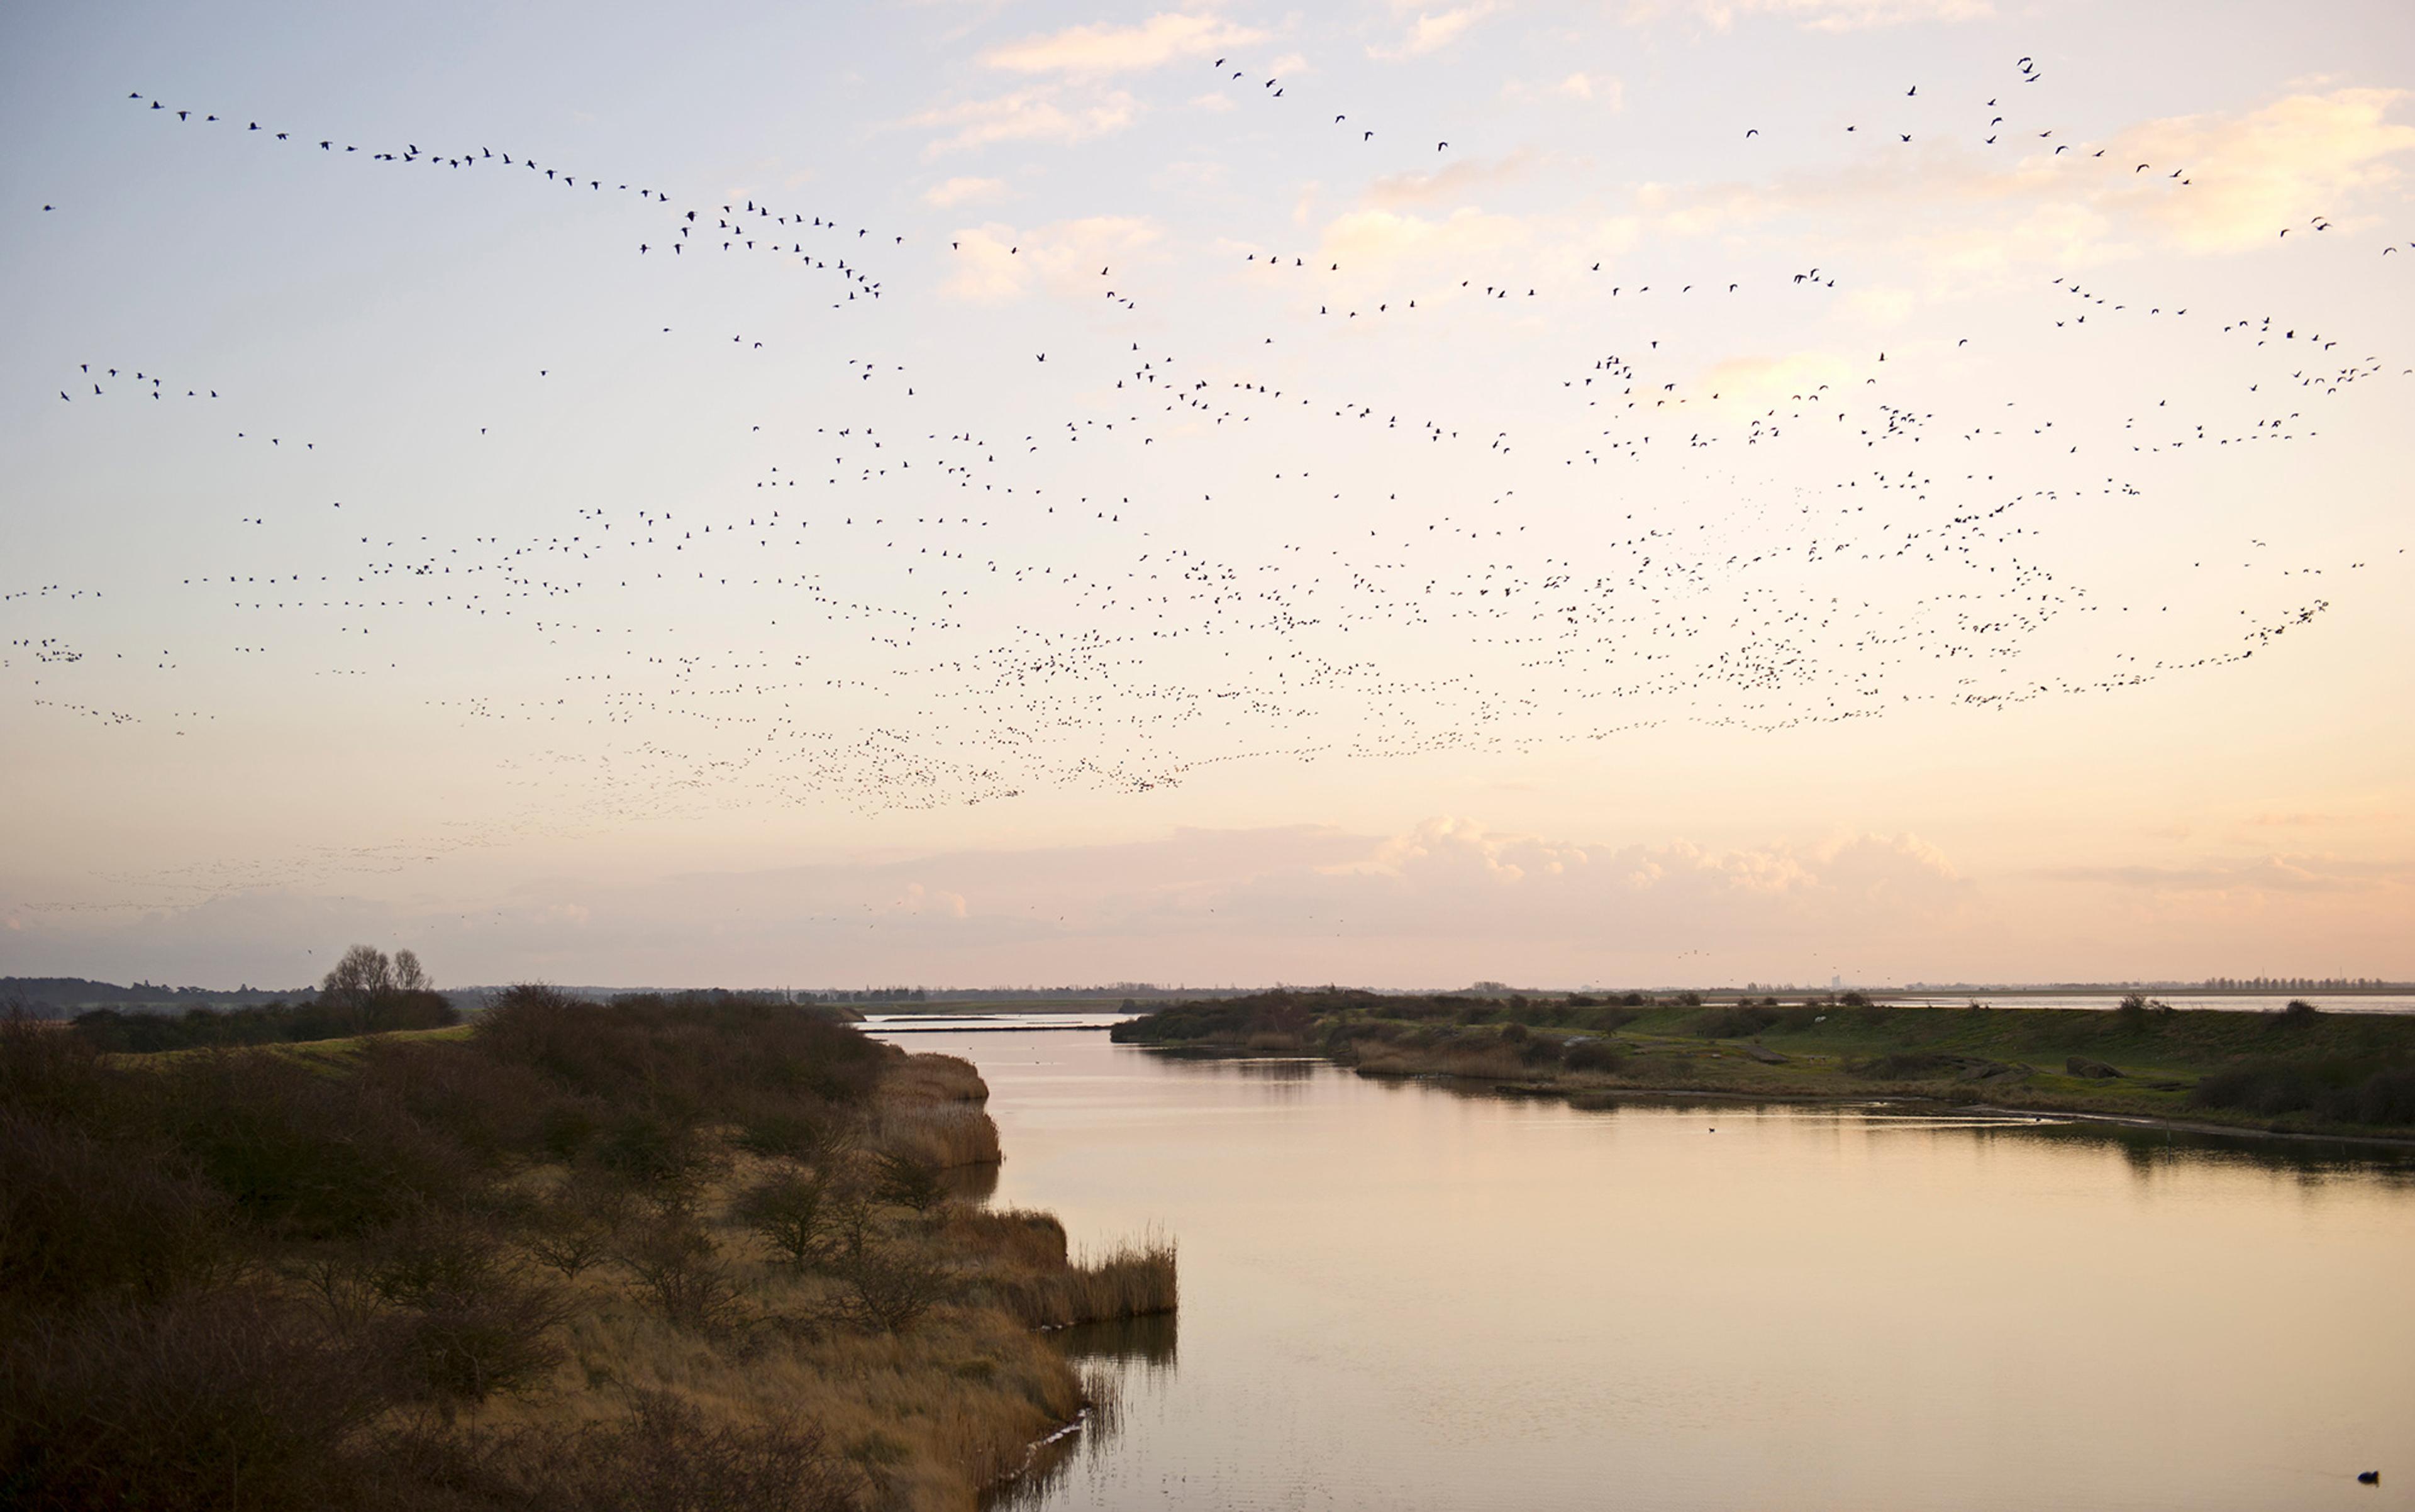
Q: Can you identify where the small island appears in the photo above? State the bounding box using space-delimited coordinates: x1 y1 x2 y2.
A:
1113 988 2415 1143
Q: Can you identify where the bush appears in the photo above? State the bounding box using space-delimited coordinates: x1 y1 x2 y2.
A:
0 1290 387 1512
736 1170 840 1270
524 1176 628 1281
1562 1039 1627 1074
830 1243 953 1334
1691 1004 1779 1039
594 1110 721 1200
874 1151 948 1213
2192 1059 2415 1125
158 1053 474 1238
391 1283 567 1404
0 1111 233 1314
620 1217 748 1336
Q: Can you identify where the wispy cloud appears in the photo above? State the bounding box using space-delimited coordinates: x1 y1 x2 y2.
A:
922 175 1009 208
2042 854 2412 894
1370 4 1500 61
1506 72 1619 108
1625 0 1991 31
943 216 1167 303
1365 148 1540 208
981 11 1264 78
904 87 1140 156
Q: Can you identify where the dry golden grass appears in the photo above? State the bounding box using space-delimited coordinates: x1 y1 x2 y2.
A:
871 1104 1004 1170
880 1053 990 1105
441 1051 1169 1510
872 1053 1005 1170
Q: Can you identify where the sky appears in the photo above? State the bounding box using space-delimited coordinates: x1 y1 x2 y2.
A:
3 0 2411 991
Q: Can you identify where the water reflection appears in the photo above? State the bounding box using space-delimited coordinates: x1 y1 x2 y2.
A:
982 1320 1178 1511
909 1030 2415 1512
1055 1310 1179 1370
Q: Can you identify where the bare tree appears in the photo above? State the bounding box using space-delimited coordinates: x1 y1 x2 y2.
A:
393 949 430 994
323 945 394 1001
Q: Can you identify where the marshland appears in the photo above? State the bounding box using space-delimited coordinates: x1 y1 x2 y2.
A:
1113 988 2415 1142
0 985 1175 1511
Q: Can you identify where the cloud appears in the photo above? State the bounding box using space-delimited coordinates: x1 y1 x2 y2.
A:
923 175 1009 208
18 816 2411 989
1621 88 2413 294
904 87 1139 156
1365 149 1540 208
1370 4 1499 61
1625 0 1990 30
2104 87 2415 252
981 12 1264 77
1318 205 1540 269
891 882 969 918
943 216 1167 303
1506 72 1618 108
2043 854 2412 895
1698 350 1856 408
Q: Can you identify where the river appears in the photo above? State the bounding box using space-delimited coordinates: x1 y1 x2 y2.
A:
867 1025 2415 1511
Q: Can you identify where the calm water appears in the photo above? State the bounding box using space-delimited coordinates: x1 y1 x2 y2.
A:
868 1026 2415 1512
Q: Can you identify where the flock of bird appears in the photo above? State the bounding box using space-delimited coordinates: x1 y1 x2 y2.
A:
11 53 2411 903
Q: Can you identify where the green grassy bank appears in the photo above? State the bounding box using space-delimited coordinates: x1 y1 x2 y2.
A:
1111 989 2415 1142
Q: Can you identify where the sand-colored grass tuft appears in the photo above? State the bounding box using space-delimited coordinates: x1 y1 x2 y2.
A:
872 1054 1004 1170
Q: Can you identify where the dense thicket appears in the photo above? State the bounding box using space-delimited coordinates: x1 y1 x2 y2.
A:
70 991 458 1053
0 989 955 1511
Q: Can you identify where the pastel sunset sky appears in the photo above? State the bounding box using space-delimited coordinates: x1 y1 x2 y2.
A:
4 0 2410 989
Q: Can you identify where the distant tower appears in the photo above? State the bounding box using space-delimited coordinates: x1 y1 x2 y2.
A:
1831 973 1842 991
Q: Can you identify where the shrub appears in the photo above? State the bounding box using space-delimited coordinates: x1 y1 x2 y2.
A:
736 1170 840 1270
735 1101 852 1162
594 1109 721 1200
0 1013 124 1126
357 1040 560 1164
524 1176 628 1281
2276 999 2323 1026
391 1282 567 1404
874 1151 948 1213
620 1217 748 1335
1562 1039 1627 1074
830 1243 953 1334
0 1290 387 1512
1691 1004 1779 1039
2192 1059 2415 1125
0 1111 233 1314
158 1052 474 1238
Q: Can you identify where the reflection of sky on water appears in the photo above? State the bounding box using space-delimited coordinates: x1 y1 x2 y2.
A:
911 1028 2415 1512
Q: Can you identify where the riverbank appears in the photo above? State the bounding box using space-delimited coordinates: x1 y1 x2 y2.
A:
1 991 1174 1512
1111 989 2415 1146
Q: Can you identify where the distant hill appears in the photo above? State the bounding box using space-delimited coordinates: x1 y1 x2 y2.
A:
1 976 311 1013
